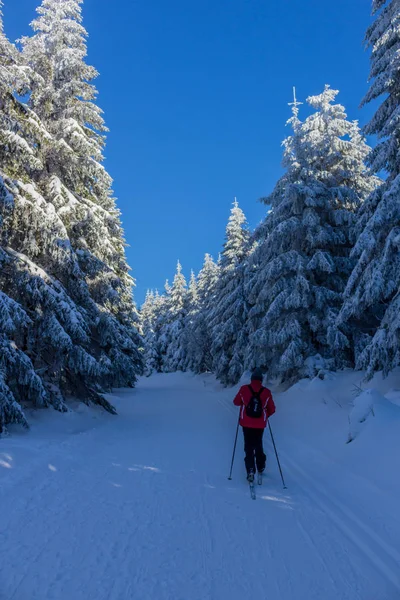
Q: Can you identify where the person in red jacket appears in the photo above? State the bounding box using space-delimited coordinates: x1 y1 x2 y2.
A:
233 368 276 482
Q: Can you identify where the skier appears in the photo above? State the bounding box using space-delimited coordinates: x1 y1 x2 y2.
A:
233 368 276 483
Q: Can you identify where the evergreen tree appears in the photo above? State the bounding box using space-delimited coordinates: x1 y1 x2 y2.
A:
0 0 141 431
185 254 219 373
0 5 63 430
21 0 142 388
245 87 377 382
339 0 400 377
140 291 161 375
162 262 187 372
0 3 41 179
21 0 111 208
210 200 250 385
157 280 172 370
151 290 168 371
181 271 198 370
187 270 198 310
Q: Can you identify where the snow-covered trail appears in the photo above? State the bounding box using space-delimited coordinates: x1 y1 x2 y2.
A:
1 373 399 600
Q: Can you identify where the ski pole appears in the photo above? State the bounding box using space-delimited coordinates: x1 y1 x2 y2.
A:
268 421 287 489
228 412 241 480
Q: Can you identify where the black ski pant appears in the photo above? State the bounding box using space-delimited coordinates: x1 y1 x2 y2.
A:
242 427 266 474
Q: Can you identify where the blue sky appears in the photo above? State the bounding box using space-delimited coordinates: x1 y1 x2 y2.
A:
5 0 375 304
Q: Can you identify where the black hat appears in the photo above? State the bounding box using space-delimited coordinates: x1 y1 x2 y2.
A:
251 368 263 382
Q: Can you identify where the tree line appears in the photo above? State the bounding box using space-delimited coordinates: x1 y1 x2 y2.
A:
141 0 400 387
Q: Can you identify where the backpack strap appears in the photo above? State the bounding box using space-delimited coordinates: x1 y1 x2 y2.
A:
248 385 263 400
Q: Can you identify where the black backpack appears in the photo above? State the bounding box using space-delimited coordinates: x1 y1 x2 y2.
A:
245 385 264 419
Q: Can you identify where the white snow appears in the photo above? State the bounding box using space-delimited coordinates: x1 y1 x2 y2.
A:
1 371 399 600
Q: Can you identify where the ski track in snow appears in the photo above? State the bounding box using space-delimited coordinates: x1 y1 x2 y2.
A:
218 391 400 599
0 372 399 600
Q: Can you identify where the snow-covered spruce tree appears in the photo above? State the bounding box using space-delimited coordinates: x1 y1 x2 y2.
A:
0 0 141 431
1 182 120 422
209 201 250 385
228 239 258 383
156 281 171 371
149 289 169 371
187 270 198 311
0 244 36 432
339 0 400 377
140 291 162 375
0 7 59 431
0 2 41 180
0 172 123 420
185 254 219 374
21 0 111 207
245 87 378 383
160 262 188 372
21 0 142 388
181 270 198 370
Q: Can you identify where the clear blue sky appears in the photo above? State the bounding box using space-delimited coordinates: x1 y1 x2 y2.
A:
5 0 375 304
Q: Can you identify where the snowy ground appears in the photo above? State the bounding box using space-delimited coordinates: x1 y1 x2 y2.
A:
1 371 400 600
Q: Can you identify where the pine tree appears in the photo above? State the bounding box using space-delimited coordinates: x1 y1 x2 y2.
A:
21 0 137 301
181 271 198 370
161 262 187 372
0 0 141 431
21 0 111 207
0 5 58 431
141 291 161 375
210 200 250 385
187 270 198 310
339 0 400 377
185 254 219 373
150 290 167 370
0 247 36 433
156 281 171 370
245 87 377 382
21 0 142 389
0 3 41 180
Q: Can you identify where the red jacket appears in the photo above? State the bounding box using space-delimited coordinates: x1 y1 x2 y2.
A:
233 381 275 429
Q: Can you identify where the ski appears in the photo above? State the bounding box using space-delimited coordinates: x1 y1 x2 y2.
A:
249 482 256 500
257 473 263 486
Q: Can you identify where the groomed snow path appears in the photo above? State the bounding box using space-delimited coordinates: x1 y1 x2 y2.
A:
1 373 399 600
